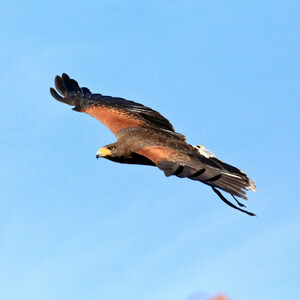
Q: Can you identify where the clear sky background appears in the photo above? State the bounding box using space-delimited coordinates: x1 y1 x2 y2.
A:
1 1 299 299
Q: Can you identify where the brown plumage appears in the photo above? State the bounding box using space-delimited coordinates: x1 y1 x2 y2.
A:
50 73 256 216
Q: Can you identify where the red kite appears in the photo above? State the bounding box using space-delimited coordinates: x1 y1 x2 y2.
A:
50 74 256 215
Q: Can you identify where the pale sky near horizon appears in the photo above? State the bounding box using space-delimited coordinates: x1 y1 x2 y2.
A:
1 1 299 299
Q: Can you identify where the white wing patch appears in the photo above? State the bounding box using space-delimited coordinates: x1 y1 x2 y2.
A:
193 145 216 158
194 145 239 178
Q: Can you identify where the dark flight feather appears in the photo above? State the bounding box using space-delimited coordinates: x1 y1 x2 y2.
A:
50 73 180 135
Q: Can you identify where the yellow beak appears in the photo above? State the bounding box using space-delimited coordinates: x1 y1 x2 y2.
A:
96 147 112 159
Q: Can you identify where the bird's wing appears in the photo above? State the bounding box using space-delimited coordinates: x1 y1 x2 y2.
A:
50 73 185 140
136 145 256 216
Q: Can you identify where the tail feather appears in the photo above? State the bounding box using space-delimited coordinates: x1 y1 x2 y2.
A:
193 145 256 192
213 176 247 199
158 155 256 215
158 160 254 199
210 157 256 192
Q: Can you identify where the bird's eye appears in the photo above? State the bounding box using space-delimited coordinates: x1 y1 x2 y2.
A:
107 146 115 150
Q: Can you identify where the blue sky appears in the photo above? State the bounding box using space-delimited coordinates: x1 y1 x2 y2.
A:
1 1 299 299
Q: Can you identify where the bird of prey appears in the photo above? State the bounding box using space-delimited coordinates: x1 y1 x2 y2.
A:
50 74 256 216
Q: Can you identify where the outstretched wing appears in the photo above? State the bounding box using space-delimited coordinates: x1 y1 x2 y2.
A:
137 145 256 216
50 73 185 139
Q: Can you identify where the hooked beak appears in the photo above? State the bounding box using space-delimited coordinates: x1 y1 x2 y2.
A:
96 147 112 159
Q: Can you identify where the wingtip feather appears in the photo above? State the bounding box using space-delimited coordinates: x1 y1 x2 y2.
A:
62 73 70 80
50 87 63 101
54 75 67 96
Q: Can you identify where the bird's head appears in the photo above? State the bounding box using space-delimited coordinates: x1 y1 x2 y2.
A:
96 143 120 159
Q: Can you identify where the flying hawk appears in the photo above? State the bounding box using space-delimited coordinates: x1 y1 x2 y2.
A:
50 74 256 216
